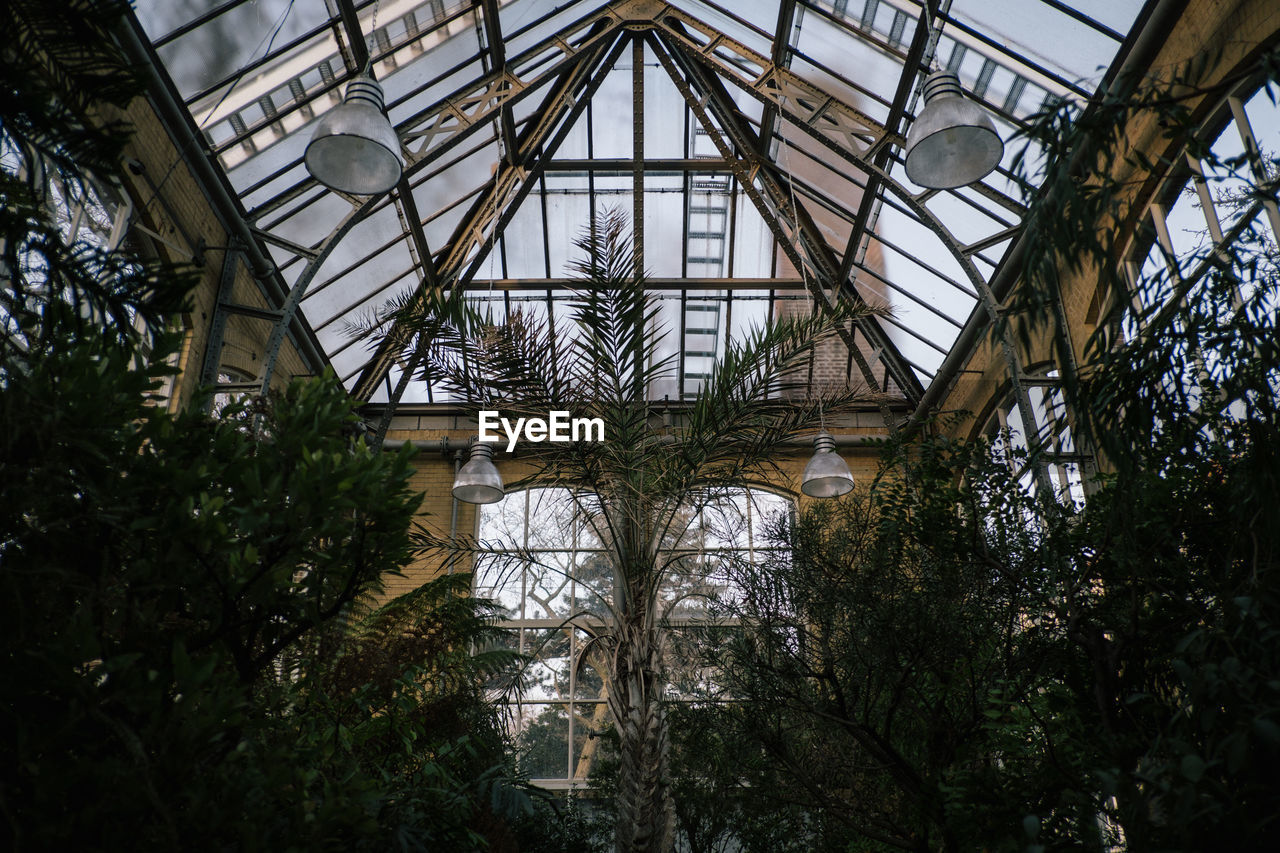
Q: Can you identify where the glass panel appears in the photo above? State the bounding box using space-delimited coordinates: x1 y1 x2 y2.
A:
589 68 635 159
526 552 574 619
479 488 528 543
948 0 1124 87
152 1 332 99
514 702 570 779
524 627 573 700
573 550 614 616
474 552 524 620
527 488 577 549
667 0 774 56
703 489 749 550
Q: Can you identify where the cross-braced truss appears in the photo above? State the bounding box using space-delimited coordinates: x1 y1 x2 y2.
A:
125 0 1146 429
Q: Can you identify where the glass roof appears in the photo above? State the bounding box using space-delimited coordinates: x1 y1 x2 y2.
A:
131 0 1148 407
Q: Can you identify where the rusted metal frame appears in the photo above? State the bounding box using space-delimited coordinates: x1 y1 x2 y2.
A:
335 0 371 70
658 12 1054 494
648 32 915 419
349 33 626 401
758 0 798 151
245 3 624 225
480 0 520 166
833 3 932 298
632 32 645 275
654 31 923 406
199 241 244 410
398 4 628 166
653 6 886 153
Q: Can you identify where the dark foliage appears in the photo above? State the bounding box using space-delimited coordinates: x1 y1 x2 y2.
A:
1 5 524 849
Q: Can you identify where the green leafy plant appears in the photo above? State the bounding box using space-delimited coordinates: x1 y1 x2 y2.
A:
1 6 524 847
358 207 885 853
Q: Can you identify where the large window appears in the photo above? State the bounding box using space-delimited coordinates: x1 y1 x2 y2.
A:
474 486 790 787
1115 83 1280 423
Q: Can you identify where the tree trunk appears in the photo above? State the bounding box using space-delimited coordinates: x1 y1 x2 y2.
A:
607 620 675 853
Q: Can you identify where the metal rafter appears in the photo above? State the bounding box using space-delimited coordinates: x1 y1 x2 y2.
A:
334 0 370 71
651 3 1025 217
651 30 923 404
349 31 629 401
244 1 630 226
479 0 520 166
758 0 798 150
832 2 933 296
632 33 644 275
397 4 630 168
649 32 917 415
653 6 1055 495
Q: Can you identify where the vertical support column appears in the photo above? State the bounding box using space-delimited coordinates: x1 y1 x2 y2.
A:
199 241 243 412
632 33 645 277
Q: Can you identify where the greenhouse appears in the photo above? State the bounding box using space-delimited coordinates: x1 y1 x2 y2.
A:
2 0 1278 850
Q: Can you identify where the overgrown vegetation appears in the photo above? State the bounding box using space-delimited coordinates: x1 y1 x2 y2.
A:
356 208 883 853
1 3 524 849
660 46 1280 853
6 3 1277 851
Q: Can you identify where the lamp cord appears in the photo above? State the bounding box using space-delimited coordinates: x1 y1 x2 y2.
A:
365 0 382 74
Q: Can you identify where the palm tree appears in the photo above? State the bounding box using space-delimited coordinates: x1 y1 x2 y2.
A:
357 208 885 853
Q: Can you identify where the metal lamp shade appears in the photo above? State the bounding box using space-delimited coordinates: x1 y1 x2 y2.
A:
904 70 1004 190
304 75 403 195
800 431 855 498
452 441 505 504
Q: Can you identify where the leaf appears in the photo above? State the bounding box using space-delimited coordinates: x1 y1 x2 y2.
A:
1180 754 1206 782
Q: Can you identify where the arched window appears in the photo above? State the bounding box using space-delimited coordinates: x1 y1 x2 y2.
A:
1114 81 1280 425
474 486 791 788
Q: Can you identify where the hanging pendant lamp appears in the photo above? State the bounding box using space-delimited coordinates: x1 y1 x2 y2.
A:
305 74 403 195
800 431 855 498
904 70 1004 190
452 440 505 505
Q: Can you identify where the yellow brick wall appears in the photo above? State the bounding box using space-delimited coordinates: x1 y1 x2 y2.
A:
380 416 889 601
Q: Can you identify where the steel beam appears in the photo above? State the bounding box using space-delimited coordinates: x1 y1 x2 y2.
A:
480 0 520 166
652 31 923 405
832 3 933 296
649 35 911 426
758 0 798 152
349 33 628 401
